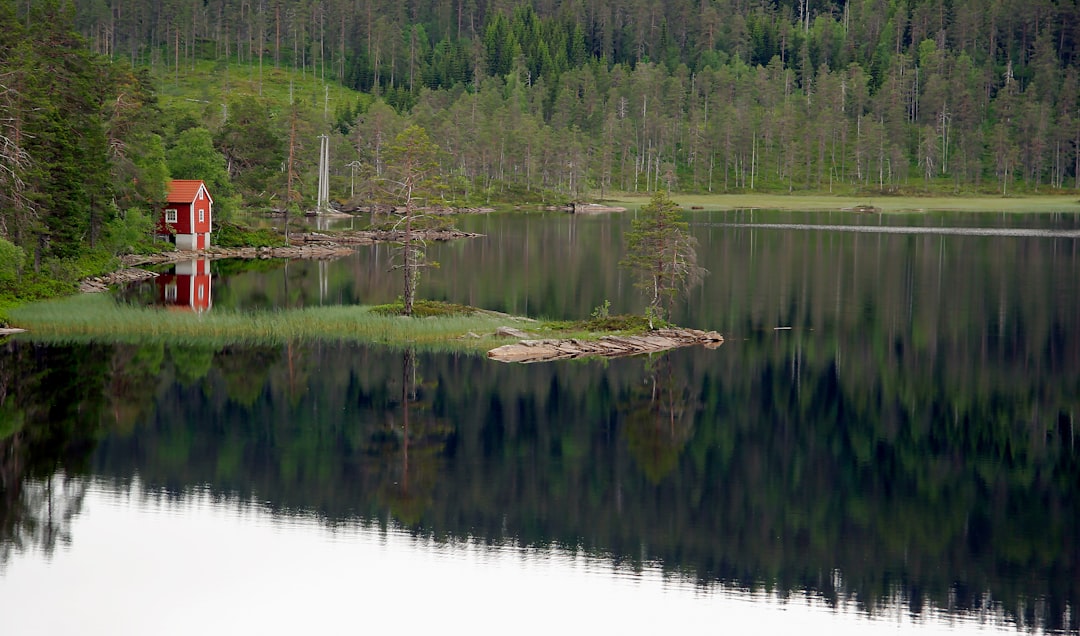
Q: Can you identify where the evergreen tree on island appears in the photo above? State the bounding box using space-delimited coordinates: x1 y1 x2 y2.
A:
620 191 706 329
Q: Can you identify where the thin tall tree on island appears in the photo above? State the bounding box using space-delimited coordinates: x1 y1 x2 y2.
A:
383 124 443 316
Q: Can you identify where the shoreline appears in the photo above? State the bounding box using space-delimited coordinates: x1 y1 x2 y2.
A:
605 193 1080 213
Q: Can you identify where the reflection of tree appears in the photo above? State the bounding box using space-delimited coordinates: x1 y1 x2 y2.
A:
0 343 102 569
216 345 282 407
369 348 452 525
105 344 164 434
0 472 86 568
622 353 697 483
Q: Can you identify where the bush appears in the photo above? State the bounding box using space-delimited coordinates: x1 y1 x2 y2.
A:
0 237 25 284
213 220 287 247
104 206 158 255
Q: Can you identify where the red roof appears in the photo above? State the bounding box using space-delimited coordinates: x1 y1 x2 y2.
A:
167 180 211 204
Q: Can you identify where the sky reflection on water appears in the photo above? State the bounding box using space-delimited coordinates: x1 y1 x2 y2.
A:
0 477 1030 636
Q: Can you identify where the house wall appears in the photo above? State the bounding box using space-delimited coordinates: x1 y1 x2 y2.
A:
162 203 194 234
192 188 212 233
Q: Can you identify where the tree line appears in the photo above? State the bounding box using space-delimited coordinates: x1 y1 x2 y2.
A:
71 0 1080 200
4 0 1080 291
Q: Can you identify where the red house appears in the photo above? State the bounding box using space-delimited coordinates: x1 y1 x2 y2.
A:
156 259 213 313
160 179 213 250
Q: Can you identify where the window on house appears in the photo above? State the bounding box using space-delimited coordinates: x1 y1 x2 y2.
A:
165 283 178 302
165 209 177 223
199 209 205 223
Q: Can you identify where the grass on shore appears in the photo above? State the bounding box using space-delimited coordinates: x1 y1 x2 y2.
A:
6 295 652 353
7 294 513 352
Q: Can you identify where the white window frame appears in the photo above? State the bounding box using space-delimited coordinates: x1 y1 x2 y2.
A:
165 282 178 302
199 209 205 223
165 209 178 223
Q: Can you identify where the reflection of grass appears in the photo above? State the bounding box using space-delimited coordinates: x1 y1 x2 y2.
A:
9 294 524 353
608 193 1080 213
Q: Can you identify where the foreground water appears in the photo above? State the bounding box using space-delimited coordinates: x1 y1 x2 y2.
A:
1 208 1077 633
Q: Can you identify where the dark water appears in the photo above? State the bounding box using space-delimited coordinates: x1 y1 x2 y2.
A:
1 209 1078 634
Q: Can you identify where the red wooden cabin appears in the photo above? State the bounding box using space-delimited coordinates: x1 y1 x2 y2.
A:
160 179 213 250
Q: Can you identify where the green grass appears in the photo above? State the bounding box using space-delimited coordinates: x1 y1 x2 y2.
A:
8 294 522 353
6 295 668 353
153 59 368 127
607 192 1080 213
538 314 658 336
369 299 478 317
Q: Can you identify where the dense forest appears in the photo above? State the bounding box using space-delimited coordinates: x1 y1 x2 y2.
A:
2 0 1080 284
70 0 1080 198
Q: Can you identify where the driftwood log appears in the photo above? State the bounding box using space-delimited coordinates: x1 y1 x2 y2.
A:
487 328 723 363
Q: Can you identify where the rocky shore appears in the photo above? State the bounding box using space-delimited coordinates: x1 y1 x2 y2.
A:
487 328 724 363
77 244 358 293
119 244 357 268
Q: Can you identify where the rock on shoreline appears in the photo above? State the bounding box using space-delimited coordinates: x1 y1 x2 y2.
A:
487 328 724 363
120 244 357 268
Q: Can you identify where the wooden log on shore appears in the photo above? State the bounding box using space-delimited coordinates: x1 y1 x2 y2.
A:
487 328 723 363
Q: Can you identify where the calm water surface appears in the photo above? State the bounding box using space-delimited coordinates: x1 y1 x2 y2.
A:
1 209 1077 634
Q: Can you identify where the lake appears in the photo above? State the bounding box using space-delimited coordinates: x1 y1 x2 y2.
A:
1 208 1077 634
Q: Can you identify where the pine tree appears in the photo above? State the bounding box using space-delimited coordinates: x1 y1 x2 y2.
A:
620 190 706 328
384 125 443 316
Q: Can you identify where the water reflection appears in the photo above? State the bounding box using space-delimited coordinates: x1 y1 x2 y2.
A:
2 209 1079 633
0 472 85 567
0 476 1044 635
622 354 697 483
155 258 212 312
0 334 1075 631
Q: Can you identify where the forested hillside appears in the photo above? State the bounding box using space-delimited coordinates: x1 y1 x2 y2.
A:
73 0 1080 198
3 0 1080 284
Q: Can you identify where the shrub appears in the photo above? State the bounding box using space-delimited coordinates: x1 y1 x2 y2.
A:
0 237 25 284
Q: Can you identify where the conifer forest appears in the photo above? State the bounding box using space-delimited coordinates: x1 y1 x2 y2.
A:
3 0 1080 263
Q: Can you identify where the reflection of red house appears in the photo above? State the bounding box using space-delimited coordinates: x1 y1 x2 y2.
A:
160 179 213 250
156 259 212 313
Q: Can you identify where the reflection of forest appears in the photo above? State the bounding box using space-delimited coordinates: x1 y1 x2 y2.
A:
1 318 1077 630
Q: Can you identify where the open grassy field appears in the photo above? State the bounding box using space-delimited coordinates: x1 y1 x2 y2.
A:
608 193 1080 213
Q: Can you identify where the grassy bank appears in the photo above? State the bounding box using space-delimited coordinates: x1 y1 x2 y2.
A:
7 294 515 352
5 294 652 353
607 193 1080 213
